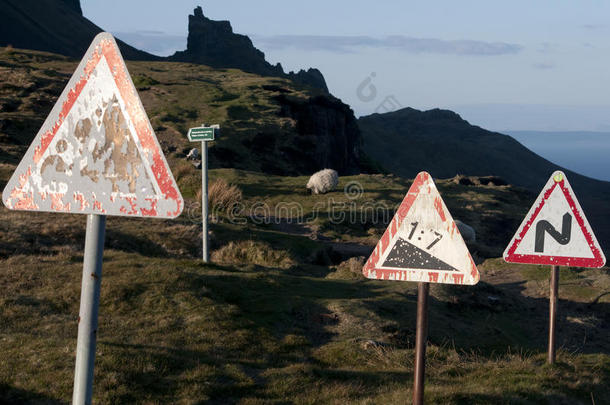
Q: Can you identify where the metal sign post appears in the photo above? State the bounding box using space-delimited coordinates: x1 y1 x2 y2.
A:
362 172 479 404
72 214 106 405
1 33 184 403
201 139 209 262
413 282 429 405
187 124 219 263
548 265 559 364
504 171 605 364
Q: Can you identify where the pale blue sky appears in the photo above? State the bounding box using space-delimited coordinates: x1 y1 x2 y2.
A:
81 1 610 132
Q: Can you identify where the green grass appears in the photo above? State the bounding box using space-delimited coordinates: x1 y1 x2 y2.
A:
1 251 608 404
0 46 320 177
202 168 533 259
1 47 609 404
1 157 609 403
131 74 160 89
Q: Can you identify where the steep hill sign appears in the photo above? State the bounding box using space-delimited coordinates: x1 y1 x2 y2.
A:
2 33 182 218
362 171 479 404
2 33 183 405
363 171 479 285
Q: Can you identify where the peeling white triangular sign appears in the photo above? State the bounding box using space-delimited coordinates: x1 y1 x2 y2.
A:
363 172 479 285
504 171 605 267
2 33 183 218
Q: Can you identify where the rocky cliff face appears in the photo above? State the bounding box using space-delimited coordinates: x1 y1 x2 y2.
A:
0 1 363 176
0 2 328 91
273 94 362 175
0 0 157 60
59 0 81 15
170 6 328 92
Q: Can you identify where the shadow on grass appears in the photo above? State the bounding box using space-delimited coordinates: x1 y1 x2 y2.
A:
440 391 572 405
0 383 65 405
2 250 608 403
179 270 379 344
175 264 610 359
104 229 170 258
97 340 413 404
364 278 610 356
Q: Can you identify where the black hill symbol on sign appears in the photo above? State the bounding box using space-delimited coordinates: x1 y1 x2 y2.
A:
535 212 572 253
382 238 458 271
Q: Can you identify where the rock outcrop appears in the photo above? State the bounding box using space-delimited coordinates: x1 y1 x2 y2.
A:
0 2 328 91
170 6 328 92
275 94 362 175
0 0 158 60
59 0 82 15
206 90 365 176
359 106 610 254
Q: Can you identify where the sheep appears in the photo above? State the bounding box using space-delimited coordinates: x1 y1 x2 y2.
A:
455 219 476 243
186 148 199 160
306 169 338 194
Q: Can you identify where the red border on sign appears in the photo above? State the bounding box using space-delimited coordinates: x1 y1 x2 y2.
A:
13 35 182 217
362 172 478 284
504 177 604 267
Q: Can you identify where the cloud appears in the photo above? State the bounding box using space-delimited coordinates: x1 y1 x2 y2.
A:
536 42 554 54
251 34 523 56
581 24 606 30
532 62 555 70
113 31 186 56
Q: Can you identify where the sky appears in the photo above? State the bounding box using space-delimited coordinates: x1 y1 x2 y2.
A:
80 1 610 132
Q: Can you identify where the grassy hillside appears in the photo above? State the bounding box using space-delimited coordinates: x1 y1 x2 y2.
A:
1 165 609 403
0 46 362 177
359 108 610 255
2 250 609 404
1 47 609 404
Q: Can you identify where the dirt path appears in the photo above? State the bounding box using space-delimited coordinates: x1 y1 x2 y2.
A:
269 218 373 260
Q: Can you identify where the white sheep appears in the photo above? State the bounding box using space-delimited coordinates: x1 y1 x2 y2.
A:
186 148 199 160
455 220 476 243
307 169 338 194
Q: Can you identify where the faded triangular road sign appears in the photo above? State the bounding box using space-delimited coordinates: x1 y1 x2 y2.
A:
2 33 183 218
363 172 479 285
503 171 605 267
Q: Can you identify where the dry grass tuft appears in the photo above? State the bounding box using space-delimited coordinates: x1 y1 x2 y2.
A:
211 240 294 269
202 178 243 213
172 162 194 181
326 256 366 280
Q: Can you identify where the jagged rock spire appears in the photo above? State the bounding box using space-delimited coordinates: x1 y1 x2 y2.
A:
171 6 328 91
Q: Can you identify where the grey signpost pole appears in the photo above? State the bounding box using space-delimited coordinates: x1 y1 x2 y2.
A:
0 33 186 405
72 214 106 405
187 124 218 263
412 281 429 405
201 138 209 262
548 265 559 364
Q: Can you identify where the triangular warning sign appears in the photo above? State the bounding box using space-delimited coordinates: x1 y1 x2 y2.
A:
2 33 183 218
362 172 479 285
503 171 605 267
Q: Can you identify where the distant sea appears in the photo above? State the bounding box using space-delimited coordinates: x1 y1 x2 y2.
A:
506 131 610 182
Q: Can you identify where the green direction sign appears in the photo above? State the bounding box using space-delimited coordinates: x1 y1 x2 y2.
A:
188 126 216 142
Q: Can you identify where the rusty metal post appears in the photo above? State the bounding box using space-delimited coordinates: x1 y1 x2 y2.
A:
72 214 106 405
548 265 559 364
201 140 209 262
413 282 429 405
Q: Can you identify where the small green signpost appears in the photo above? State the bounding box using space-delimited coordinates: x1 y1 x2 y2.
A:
188 126 216 142
188 124 219 262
